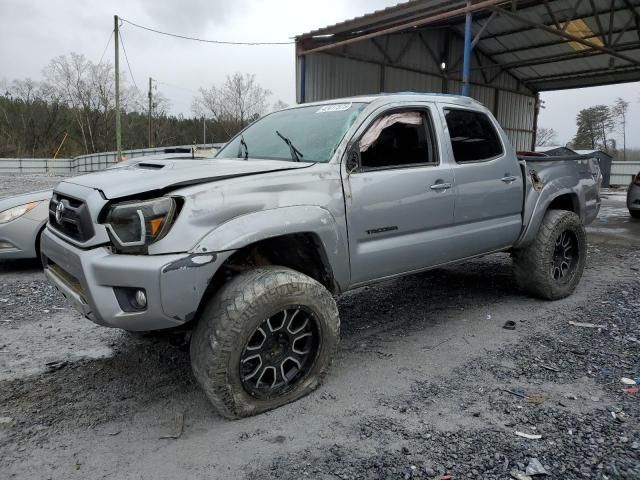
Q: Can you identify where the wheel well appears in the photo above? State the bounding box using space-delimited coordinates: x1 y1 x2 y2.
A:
548 194 579 215
194 233 337 322
35 224 46 262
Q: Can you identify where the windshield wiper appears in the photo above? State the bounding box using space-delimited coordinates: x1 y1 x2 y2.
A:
237 135 249 160
276 130 303 162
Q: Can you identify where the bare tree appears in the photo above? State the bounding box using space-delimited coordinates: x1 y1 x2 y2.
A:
193 73 271 138
535 126 558 147
43 53 140 154
0 78 65 157
611 97 629 160
271 100 289 112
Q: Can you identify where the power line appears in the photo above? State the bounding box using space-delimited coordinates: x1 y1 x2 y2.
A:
118 29 140 93
98 29 114 66
120 17 294 46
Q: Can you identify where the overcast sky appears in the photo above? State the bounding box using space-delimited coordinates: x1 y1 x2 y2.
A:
1 0 638 148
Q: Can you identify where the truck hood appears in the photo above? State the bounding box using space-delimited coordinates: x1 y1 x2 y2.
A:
63 158 312 199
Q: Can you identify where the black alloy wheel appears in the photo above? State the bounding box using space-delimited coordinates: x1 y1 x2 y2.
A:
240 307 319 398
551 230 578 282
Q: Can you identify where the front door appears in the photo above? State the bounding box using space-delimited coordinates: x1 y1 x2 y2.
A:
345 106 456 285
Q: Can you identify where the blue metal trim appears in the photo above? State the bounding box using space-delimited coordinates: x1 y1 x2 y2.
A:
300 55 306 103
461 2 473 97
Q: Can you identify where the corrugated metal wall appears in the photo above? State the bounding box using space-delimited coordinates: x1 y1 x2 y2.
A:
299 29 536 150
610 161 640 186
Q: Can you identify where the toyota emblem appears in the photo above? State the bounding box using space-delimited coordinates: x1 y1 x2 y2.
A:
55 201 65 223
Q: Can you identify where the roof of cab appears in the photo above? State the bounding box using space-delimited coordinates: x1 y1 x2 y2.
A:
288 92 485 109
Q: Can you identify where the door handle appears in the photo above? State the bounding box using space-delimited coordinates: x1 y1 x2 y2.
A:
430 182 452 191
501 175 518 183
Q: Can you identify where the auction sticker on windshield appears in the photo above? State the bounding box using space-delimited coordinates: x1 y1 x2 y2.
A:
316 103 352 113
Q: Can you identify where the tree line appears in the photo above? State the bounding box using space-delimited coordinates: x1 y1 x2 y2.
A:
537 97 633 160
0 53 280 158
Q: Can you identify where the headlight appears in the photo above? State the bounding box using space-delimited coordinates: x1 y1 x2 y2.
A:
104 197 177 252
0 201 40 224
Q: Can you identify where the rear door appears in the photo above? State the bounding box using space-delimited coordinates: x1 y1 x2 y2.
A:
344 104 456 285
439 106 524 258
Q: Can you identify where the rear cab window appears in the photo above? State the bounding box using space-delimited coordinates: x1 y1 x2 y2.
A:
443 108 503 163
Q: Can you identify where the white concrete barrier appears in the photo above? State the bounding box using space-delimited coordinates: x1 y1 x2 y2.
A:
0 144 222 175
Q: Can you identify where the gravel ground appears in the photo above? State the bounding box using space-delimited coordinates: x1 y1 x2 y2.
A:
0 184 638 479
0 174 67 198
248 282 640 480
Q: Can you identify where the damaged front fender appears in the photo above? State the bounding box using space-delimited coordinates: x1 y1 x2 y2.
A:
159 251 233 322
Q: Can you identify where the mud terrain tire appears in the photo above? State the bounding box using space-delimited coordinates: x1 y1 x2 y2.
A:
513 209 587 300
190 267 340 418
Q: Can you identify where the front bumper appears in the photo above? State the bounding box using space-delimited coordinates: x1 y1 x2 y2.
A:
0 216 43 259
41 228 232 331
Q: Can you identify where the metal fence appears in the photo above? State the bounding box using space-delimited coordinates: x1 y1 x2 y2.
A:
0 144 222 175
1 152 638 187
0 158 75 174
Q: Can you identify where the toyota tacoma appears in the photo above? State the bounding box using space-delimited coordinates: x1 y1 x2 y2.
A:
41 94 601 418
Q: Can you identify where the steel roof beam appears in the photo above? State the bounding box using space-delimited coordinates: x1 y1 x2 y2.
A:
480 1 634 40
535 69 640 89
608 0 616 46
322 50 534 96
542 0 563 30
418 31 444 70
489 5 640 66
524 63 640 82
480 24 634 56
561 0 585 33
474 41 640 70
297 0 504 55
472 11 499 47
621 0 640 40
611 11 636 46
371 37 394 64
587 0 606 44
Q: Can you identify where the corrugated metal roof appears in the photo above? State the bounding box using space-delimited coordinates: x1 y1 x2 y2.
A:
296 0 640 92
296 1 468 39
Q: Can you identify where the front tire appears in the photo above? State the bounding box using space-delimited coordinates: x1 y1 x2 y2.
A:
513 210 587 300
190 267 340 418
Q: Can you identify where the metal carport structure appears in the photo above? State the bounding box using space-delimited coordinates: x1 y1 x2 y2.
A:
294 0 640 150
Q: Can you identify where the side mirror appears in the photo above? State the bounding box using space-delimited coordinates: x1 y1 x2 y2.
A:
346 145 360 173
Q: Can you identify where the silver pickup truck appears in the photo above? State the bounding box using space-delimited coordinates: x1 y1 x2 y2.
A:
41 94 601 418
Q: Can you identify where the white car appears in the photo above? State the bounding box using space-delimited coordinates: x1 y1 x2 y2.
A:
0 189 51 260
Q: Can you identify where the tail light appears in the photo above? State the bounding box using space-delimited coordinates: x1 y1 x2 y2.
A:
634 172 640 186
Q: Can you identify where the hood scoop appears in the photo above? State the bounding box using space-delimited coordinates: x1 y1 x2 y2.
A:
137 162 165 169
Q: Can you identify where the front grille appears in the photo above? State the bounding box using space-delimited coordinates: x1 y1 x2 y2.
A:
49 193 95 242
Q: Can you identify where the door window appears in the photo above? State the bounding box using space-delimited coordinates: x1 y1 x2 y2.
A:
359 111 437 169
443 109 503 162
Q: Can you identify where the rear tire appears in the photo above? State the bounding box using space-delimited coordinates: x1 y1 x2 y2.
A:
190 267 340 419
513 210 587 300
630 210 640 219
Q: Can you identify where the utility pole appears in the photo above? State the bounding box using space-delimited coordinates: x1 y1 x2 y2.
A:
114 15 122 160
148 77 153 147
